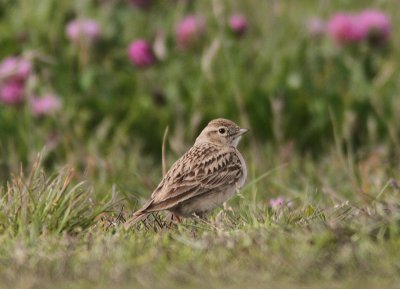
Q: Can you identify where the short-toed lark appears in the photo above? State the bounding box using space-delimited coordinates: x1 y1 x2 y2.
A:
125 118 248 227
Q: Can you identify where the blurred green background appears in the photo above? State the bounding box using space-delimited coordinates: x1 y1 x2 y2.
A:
1 0 399 178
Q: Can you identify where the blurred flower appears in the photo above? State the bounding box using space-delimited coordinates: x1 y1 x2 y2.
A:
130 0 152 9
175 15 206 50
358 9 390 43
127 39 156 68
31 94 61 116
66 19 101 44
0 56 31 82
327 13 365 45
327 10 391 46
0 80 24 105
229 14 248 36
269 197 284 209
306 18 326 38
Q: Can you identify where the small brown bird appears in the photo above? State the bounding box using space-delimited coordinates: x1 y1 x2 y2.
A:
124 118 248 228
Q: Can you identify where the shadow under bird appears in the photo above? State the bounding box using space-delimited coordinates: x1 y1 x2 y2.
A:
124 118 249 228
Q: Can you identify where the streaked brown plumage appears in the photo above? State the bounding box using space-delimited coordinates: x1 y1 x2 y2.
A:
124 118 248 228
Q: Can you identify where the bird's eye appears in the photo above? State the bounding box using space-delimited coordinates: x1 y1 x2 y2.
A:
218 128 226 134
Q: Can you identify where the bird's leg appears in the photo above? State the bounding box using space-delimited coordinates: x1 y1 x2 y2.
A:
172 213 181 223
165 212 181 228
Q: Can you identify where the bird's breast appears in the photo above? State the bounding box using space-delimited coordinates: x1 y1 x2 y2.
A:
236 149 247 188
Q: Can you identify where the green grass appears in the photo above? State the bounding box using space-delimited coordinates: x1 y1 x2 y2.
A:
0 157 113 236
0 147 399 289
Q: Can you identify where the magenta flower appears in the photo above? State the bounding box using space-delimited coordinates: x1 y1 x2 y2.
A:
175 15 206 50
306 18 326 38
0 56 31 82
358 9 390 42
66 19 101 44
130 0 152 9
127 39 156 68
229 14 248 36
0 80 24 105
269 197 285 209
31 94 61 116
327 13 365 45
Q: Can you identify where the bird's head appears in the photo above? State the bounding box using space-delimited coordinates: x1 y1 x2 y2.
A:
195 118 249 147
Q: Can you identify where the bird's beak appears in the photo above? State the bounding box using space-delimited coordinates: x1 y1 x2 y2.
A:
238 128 250 136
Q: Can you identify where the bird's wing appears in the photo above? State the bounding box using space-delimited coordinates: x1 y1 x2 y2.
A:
145 143 243 212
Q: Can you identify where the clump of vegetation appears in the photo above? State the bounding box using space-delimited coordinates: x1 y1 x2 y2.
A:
0 157 111 236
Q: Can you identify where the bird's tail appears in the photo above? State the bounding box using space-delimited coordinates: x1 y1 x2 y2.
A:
124 210 150 229
124 199 154 229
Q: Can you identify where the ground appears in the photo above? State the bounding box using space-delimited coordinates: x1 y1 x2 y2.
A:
1 148 399 289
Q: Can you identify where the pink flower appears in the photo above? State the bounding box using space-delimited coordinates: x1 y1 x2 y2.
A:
130 0 152 9
306 18 326 38
0 80 24 105
175 15 206 50
31 94 61 116
0 56 31 82
327 13 365 44
269 197 285 209
358 9 390 42
66 19 101 44
127 39 156 68
229 14 248 36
